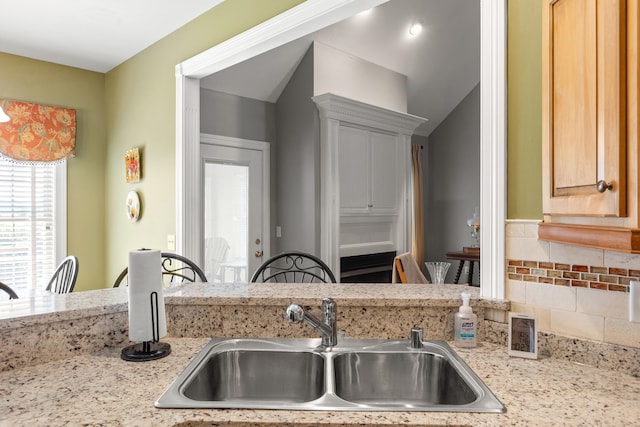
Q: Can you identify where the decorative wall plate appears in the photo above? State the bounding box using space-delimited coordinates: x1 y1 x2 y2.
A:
126 191 141 222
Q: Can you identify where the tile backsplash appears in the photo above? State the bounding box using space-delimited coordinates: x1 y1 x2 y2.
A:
505 220 640 349
507 260 632 292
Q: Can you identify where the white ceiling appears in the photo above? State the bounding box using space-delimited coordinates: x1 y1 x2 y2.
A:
0 0 224 73
200 0 480 136
0 0 479 136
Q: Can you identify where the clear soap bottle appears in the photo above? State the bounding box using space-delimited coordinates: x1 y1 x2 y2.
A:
454 291 477 348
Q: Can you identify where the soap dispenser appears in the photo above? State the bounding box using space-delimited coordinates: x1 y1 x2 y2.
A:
454 291 477 348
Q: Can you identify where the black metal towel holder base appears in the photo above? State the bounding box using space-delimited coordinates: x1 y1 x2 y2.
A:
121 291 171 362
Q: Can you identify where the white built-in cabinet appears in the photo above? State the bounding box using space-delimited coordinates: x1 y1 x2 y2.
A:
313 93 426 278
339 126 399 215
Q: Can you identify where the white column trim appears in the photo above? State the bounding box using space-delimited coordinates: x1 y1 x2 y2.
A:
479 0 507 299
175 71 202 264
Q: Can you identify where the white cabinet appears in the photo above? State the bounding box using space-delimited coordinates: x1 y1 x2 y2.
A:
313 93 426 276
339 126 399 215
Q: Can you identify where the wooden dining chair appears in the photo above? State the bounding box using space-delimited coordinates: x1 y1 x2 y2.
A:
45 255 79 294
112 252 207 287
0 281 19 299
250 251 337 283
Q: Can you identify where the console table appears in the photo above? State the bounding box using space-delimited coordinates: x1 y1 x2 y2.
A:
445 250 480 286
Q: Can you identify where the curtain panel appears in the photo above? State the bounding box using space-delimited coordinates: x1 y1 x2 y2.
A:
0 100 76 163
411 144 425 272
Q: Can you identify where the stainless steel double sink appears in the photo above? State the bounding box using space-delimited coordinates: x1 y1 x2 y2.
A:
156 337 505 412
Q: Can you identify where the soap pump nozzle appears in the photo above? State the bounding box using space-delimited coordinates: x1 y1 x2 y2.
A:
459 291 472 314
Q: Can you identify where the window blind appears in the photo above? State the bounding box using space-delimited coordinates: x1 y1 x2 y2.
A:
0 158 57 297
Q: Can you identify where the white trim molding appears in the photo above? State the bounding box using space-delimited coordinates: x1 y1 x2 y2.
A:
480 0 507 299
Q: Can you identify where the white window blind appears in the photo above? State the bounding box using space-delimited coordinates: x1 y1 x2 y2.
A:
0 157 65 297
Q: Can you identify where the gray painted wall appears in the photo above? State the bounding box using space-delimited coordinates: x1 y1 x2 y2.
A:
200 65 479 281
274 45 318 255
200 89 276 142
422 82 480 283
199 88 278 256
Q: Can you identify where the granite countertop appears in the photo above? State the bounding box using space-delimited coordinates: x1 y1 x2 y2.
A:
1 284 637 425
1 337 639 426
0 283 508 329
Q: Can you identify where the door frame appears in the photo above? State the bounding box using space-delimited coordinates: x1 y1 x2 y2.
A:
175 0 506 299
198 134 270 273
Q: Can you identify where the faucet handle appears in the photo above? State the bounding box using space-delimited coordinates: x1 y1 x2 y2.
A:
410 327 423 349
285 303 305 323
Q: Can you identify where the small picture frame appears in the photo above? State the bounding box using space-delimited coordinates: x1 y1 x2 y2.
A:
125 148 141 183
508 312 538 359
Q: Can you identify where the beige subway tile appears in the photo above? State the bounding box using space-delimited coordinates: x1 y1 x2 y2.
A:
506 279 526 303
604 318 640 347
523 221 541 238
526 282 576 311
506 235 550 262
577 288 629 320
549 243 604 266
550 310 604 341
603 250 640 271
510 302 551 332
505 221 526 237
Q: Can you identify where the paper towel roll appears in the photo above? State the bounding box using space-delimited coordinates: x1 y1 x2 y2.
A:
128 249 167 342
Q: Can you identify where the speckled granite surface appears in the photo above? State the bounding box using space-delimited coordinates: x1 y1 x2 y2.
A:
1 337 639 426
0 283 500 372
0 283 639 425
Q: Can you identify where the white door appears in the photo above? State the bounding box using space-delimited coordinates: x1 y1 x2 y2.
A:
201 138 269 282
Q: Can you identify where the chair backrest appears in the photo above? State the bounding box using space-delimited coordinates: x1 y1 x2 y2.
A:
0 282 19 299
392 252 428 284
45 255 79 294
205 237 230 281
113 252 207 287
250 251 337 283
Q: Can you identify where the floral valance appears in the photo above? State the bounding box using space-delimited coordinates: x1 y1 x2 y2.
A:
0 99 76 163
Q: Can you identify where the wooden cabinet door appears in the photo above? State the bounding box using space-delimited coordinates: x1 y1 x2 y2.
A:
542 0 626 216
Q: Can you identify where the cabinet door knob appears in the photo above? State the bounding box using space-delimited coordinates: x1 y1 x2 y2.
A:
596 180 613 193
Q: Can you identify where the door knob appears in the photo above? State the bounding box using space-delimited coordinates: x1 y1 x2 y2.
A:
596 180 613 193
255 250 263 258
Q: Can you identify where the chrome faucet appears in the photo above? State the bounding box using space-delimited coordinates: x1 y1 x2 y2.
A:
285 297 337 347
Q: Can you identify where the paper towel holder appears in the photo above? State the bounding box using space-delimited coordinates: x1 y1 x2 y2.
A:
121 291 171 362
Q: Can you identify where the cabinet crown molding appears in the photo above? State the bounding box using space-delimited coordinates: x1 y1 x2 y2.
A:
312 93 426 135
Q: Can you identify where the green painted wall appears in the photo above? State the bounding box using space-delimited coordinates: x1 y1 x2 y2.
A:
103 0 305 286
0 52 107 291
507 0 543 219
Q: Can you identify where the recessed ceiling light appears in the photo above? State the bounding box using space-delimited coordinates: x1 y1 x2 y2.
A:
409 21 423 36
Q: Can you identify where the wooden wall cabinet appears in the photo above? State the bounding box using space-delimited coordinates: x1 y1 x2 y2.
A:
540 0 640 252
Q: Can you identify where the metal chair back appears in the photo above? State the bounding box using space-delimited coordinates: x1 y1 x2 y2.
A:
113 252 207 287
45 256 79 294
250 251 337 283
0 281 19 299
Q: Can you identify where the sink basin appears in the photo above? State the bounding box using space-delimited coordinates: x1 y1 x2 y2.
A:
156 337 505 412
334 351 477 407
183 349 325 403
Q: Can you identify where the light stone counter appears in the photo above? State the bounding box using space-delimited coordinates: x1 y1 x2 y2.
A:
0 283 638 425
0 283 505 371
1 337 639 426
